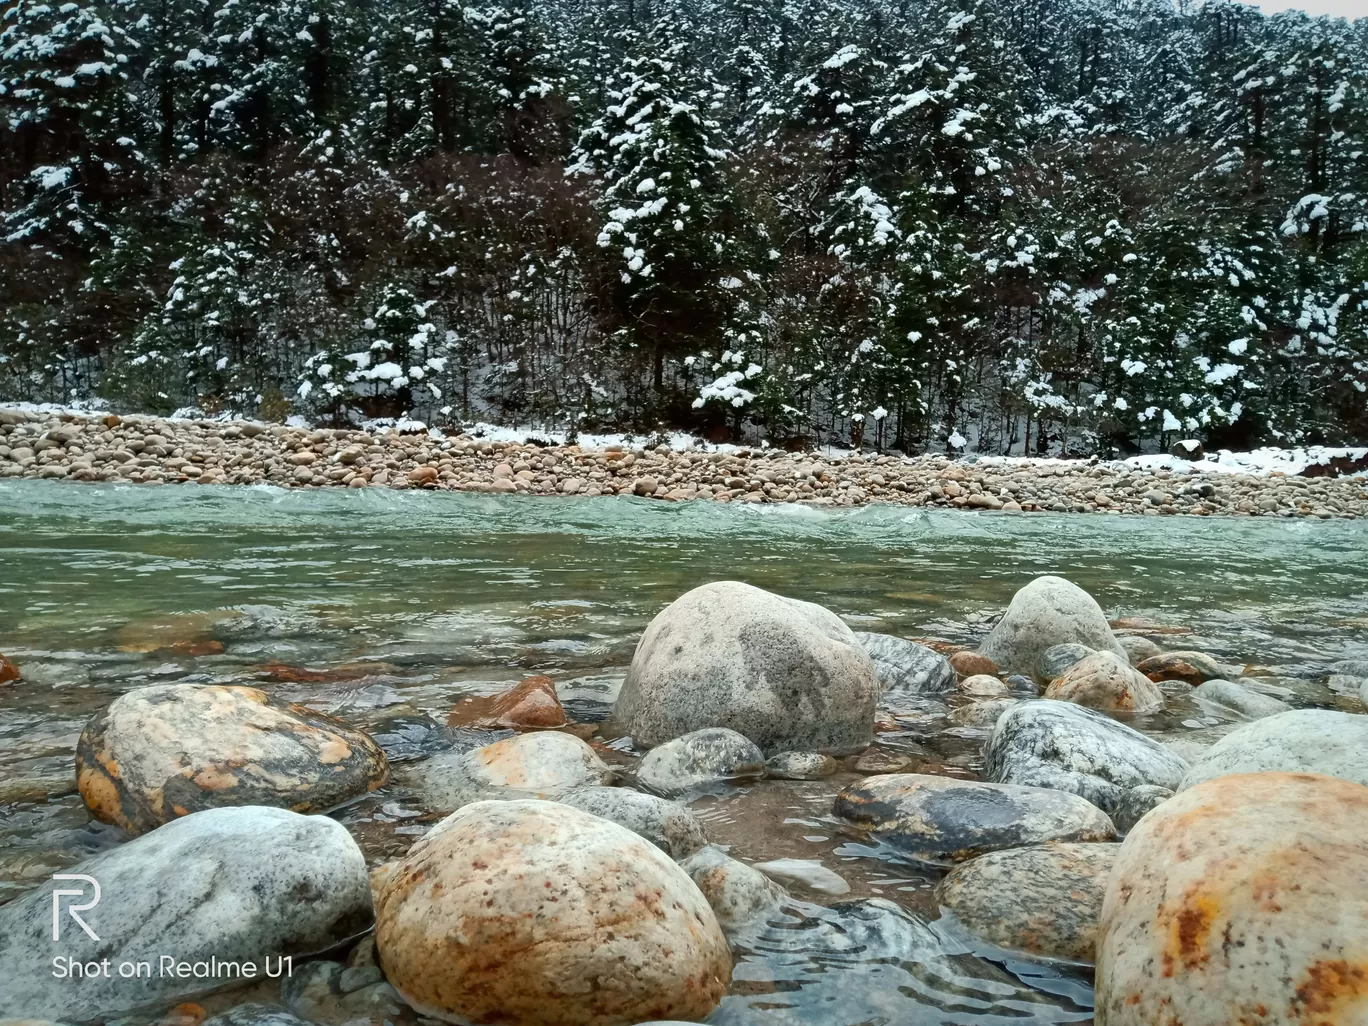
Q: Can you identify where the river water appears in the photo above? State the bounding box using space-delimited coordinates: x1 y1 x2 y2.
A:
2 479 1366 1024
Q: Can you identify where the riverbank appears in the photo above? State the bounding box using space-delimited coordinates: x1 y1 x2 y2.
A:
2 407 1366 517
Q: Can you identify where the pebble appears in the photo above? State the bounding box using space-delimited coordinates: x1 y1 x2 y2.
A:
765 751 838 779
959 673 1009 697
6 409 1358 517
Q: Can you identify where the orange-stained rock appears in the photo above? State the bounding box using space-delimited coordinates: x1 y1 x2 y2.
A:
76 683 388 834
113 610 240 654
950 651 999 678
252 660 398 683
0 653 19 684
373 799 732 1026
1095 772 1368 1025
407 465 439 485
448 675 567 730
1044 651 1164 714
1136 650 1231 685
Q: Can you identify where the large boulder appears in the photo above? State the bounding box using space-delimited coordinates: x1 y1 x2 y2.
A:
612 581 880 755
984 700 1189 813
976 576 1127 680
1179 709 1368 790
852 632 955 693
1095 772 1368 1025
636 727 764 796
1043 650 1165 714
833 774 1115 864
936 842 1120 962
76 683 388 834
0 807 372 1022
373 799 731 1026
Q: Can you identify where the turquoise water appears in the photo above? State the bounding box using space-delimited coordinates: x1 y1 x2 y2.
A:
2 479 1366 1023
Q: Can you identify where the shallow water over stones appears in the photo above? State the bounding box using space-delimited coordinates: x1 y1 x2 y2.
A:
2 480 1367 1022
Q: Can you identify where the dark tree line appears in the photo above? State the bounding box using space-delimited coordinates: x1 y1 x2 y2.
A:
2 0 1365 452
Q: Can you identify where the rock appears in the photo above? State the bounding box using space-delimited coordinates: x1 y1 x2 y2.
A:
0 652 19 683
1136 649 1232 684
947 698 1020 727
1363 678 1368 709
853 746 918 773
853 632 954 693
765 750 837 779
373 799 731 1025
1095 772 1368 1026
613 581 880 755
1004 674 1040 695
1110 784 1174 833
752 858 851 896
679 845 788 932
948 650 998 678
637 727 765 796
281 959 408 1023
1179 709 1368 790
0 807 372 1021
976 576 1127 679
555 786 708 859
411 731 613 811
984 700 1189 813
959 673 1008 697
448 675 567 730
1039 643 1095 681
1116 634 1162 665
833 773 1115 864
76 684 388 835
202 1009 310 1026
936 842 1119 962
1190 678 1290 719
1169 438 1205 460
1043 650 1165 713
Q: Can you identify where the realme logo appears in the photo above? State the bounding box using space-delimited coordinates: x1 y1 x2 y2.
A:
51 874 101 942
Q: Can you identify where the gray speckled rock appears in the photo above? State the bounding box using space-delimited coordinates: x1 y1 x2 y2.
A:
555 786 708 859
1040 643 1096 681
976 576 1127 679
613 581 880 755
984 700 1189 813
202 1009 309 1026
679 845 788 933
281 959 407 1023
853 632 955 693
936 842 1119 962
948 698 1020 727
1043 651 1165 714
0 807 372 1022
833 774 1115 864
1110 784 1174 833
1190 679 1290 720
637 727 765 796
407 731 614 811
765 750 838 780
1095 772 1368 1026
76 683 388 835
1179 709 1368 790
1116 634 1162 666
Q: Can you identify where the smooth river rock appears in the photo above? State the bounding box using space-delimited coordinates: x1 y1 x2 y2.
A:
936 842 1120 962
0 652 19 683
1179 708 1368 790
1135 649 1233 684
765 750 838 779
679 845 788 933
555 786 708 859
636 727 765 796
1095 772 1368 1026
0 807 372 1021
75 683 388 835
613 581 881 755
1043 650 1165 714
373 799 731 1025
976 576 1127 679
203 1010 311 1026
409 730 614 811
1110 783 1174 833
1115 634 1162 665
984 700 1189 813
1039 643 1096 681
833 773 1115 864
853 632 955 693
1190 678 1290 720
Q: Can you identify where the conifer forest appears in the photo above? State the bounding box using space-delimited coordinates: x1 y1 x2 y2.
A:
1 0 1365 453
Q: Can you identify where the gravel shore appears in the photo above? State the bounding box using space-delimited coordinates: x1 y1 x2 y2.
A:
2 408 1366 518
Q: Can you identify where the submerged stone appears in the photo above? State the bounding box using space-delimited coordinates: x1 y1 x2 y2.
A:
1136 650 1233 685
833 773 1115 864
765 750 838 780
1190 678 1290 720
